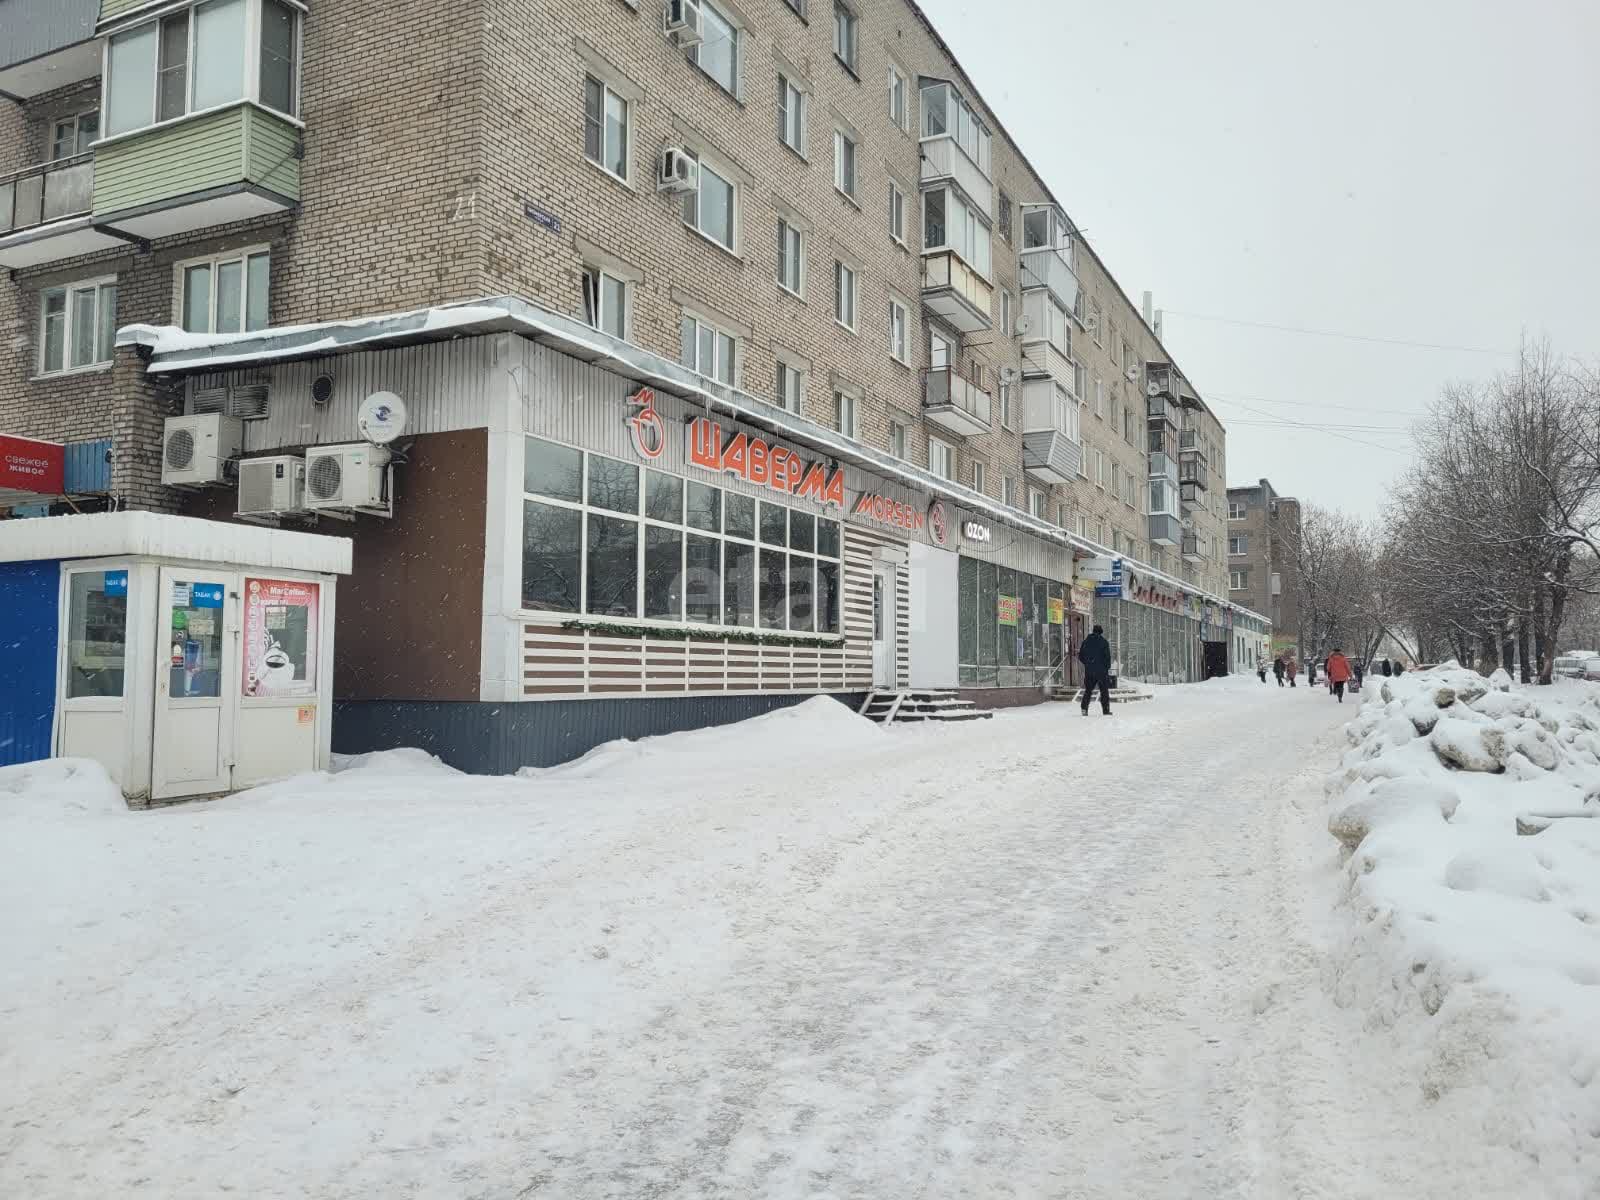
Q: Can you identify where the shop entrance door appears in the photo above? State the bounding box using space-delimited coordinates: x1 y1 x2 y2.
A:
872 562 896 688
152 567 236 800
1203 640 1229 679
1068 613 1086 686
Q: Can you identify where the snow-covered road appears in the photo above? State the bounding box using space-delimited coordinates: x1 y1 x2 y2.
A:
0 682 1551 1197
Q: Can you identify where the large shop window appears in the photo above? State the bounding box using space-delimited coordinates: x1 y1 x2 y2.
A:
521 436 841 634
957 556 1067 688
66 570 129 698
105 0 302 137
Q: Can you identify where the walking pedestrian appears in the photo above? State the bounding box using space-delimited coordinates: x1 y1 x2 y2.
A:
1327 648 1353 703
1256 661 1267 683
1286 657 1299 688
1077 624 1113 716
1272 655 1286 687
1381 658 1393 678
1353 659 1365 692
1307 656 1318 687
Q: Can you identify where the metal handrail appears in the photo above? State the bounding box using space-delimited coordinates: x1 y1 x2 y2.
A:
0 152 94 233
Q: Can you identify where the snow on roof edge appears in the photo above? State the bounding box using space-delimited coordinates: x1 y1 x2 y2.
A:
120 297 1268 625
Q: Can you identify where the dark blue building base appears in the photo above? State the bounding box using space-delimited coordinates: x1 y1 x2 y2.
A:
332 693 871 774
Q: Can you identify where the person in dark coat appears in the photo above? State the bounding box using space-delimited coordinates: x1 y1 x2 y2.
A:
1381 659 1393 677
1353 659 1365 691
1272 655 1286 687
1307 656 1319 686
1077 624 1113 716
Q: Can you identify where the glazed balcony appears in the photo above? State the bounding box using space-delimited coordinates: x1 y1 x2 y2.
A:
1148 513 1182 547
1023 430 1081 485
921 249 993 333
1180 479 1203 512
1021 335 1073 386
1020 246 1081 315
0 154 128 269
1181 458 1209 491
1021 377 1080 484
1182 533 1209 563
1147 393 1180 429
923 366 992 436
1149 450 1179 482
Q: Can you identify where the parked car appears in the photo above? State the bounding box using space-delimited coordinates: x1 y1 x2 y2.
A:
1553 655 1600 679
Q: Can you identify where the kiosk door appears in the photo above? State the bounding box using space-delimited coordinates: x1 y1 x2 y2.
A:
152 568 236 800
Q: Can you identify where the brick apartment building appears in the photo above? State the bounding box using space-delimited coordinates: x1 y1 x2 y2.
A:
1226 478 1300 658
1 0 1263 773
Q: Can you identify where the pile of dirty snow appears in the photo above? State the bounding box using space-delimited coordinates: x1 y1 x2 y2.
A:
1324 663 1600 1184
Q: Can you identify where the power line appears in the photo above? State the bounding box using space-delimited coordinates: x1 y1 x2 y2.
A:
1162 309 1516 357
1216 396 1415 456
1206 389 1423 417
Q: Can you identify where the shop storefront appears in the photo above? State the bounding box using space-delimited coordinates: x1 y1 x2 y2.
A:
954 514 1079 702
1095 566 1203 684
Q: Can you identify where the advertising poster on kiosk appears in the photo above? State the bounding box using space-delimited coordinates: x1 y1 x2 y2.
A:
242 578 320 697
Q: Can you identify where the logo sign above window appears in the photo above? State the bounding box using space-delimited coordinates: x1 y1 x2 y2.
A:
625 387 665 460
961 520 992 544
686 417 846 509
852 493 925 533
927 500 950 548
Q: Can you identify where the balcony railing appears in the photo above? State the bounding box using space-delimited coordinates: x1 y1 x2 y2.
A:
923 365 992 435
0 154 93 234
921 249 994 333
1020 245 1081 314
1182 533 1209 562
920 134 993 217
1147 393 1180 428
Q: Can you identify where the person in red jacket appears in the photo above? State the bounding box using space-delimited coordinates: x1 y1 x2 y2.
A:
1326 648 1353 703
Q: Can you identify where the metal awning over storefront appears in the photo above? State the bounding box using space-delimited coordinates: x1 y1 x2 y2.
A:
118 297 1270 626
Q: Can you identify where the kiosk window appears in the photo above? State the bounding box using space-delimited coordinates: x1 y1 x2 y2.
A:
67 570 128 698
242 578 320 697
169 578 225 698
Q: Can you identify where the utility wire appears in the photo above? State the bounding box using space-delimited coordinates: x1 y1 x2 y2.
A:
1214 396 1415 456
1162 309 1516 357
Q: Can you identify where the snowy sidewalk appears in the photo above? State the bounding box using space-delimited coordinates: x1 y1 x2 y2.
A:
0 683 1552 1197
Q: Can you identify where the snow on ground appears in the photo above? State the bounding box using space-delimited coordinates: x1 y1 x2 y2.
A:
1323 665 1600 1192
0 678 1584 1197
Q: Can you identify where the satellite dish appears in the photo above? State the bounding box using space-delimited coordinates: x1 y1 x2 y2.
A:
357 391 407 445
1014 313 1034 336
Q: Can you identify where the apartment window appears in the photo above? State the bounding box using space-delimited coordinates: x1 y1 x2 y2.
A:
1229 534 1249 556
927 436 954 480
834 129 858 200
1111 462 1121 496
833 2 858 72
1056 503 1069 528
1230 569 1249 592
835 390 858 439
1095 450 1106 488
775 360 805 413
1028 488 1046 519
690 0 740 95
1123 404 1134 444
972 461 986 494
1112 531 1122 554
39 278 117 375
180 249 268 334
581 266 627 339
777 219 804 296
1075 514 1087 537
889 419 907 459
583 75 629 180
1074 361 1087 403
522 436 841 633
680 313 738 386
834 260 857 330
1091 297 1104 347
681 150 736 251
1002 477 1017 508
105 0 301 137
887 178 906 244
778 74 806 154
1229 500 1247 520
996 190 1013 243
999 381 1013 429
51 110 99 159
1000 289 1013 337
888 296 910 363
1094 377 1105 419
887 64 908 131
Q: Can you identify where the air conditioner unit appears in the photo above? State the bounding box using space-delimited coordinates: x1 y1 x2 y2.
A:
236 455 306 518
664 0 705 46
161 413 243 486
658 146 698 193
304 443 392 516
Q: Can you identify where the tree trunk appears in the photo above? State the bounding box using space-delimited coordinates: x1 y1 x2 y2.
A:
1499 625 1516 678
1478 629 1499 675
1517 619 1532 684
1533 585 1552 685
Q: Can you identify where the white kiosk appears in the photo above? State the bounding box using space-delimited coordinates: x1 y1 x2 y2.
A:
0 513 351 805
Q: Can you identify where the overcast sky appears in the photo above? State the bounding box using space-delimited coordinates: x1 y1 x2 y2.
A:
918 0 1600 518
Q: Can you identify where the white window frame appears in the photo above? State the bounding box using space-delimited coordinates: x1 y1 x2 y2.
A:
1229 534 1248 556
583 74 629 182
887 62 909 132
1028 488 1046 519
972 461 986 495
1091 297 1104 346
1229 500 1247 520
834 128 858 201
102 0 304 140
51 108 100 159
888 294 910 364
37 275 117 377
681 148 738 253
834 259 857 332
778 72 806 156
928 436 953 480
999 380 1013 430
834 389 859 440
888 419 907 459
775 358 806 413
833 1 858 73
1056 502 1069 528
688 0 741 97
681 311 740 386
1095 449 1106 489
175 244 270 334
887 177 906 245
777 218 805 297
1002 476 1017 508
1094 376 1105 419
1230 569 1249 592
581 265 629 339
